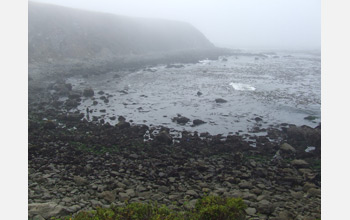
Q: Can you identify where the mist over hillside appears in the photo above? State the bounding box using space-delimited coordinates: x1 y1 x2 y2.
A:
28 1 217 63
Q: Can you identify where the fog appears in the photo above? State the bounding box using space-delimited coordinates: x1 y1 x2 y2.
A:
32 0 320 50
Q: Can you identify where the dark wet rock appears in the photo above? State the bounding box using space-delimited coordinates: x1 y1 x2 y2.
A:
43 120 56 129
65 99 80 109
286 125 321 151
215 98 227 103
68 91 81 100
155 131 173 145
233 152 243 164
92 100 98 105
304 115 317 121
60 113 84 122
172 116 190 125
117 121 130 129
166 64 184 68
197 91 203 96
255 117 263 122
100 109 106 113
83 88 94 97
119 90 128 94
97 91 104 95
109 116 116 120
192 119 206 126
118 116 126 122
52 100 63 108
52 82 72 96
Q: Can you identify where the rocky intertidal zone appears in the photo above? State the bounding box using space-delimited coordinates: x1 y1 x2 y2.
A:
28 79 321 220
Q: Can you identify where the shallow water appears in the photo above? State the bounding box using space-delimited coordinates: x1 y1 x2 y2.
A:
67 51 321 136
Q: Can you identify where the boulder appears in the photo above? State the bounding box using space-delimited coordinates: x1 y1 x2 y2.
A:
155 131 173 144
257 200 275 214
255 117 263 122
307 188 321 198
215 98 227 103
117 121 130 129
65 99 80 108
32 215 45 220
186 190 198 197
245 207 257 215
239 180 253 189
291 159 309 168
119 192 130 201
99 191 116 203
192 119 206 126
73 176 87 186
303 182 317 192
63 113 84 122
280 143 296 153
43 120 56 129
28 202 70 219
172 116 190 125
184 199 197 210
83 88 94 97
158 186 170 193
125 189 136 197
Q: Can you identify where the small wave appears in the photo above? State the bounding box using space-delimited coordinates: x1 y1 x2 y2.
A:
199 59 210 64
229 82 256 91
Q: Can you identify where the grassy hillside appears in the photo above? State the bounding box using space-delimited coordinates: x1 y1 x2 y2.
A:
28 1 215 63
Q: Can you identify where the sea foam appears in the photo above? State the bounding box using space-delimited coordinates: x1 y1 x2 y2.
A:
229 82 256 91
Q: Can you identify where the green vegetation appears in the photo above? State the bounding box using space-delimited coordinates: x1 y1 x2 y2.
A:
311 159 321 172
193 196 246 220
51 196 246 220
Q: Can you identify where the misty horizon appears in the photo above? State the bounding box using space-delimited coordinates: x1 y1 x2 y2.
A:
30 0 321 50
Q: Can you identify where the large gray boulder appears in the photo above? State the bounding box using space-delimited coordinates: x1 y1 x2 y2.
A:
28 202 70 219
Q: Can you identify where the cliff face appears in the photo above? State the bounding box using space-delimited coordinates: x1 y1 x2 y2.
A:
28 2 215 63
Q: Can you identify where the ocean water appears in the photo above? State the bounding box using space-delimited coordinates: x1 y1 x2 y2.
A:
67 51 321 137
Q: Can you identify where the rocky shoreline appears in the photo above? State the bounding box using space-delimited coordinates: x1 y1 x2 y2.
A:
28 72 321 220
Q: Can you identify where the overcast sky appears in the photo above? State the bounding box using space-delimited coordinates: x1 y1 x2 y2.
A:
32 0 321 50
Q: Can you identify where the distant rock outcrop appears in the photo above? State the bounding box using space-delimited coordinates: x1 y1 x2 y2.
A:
28 1 215 63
